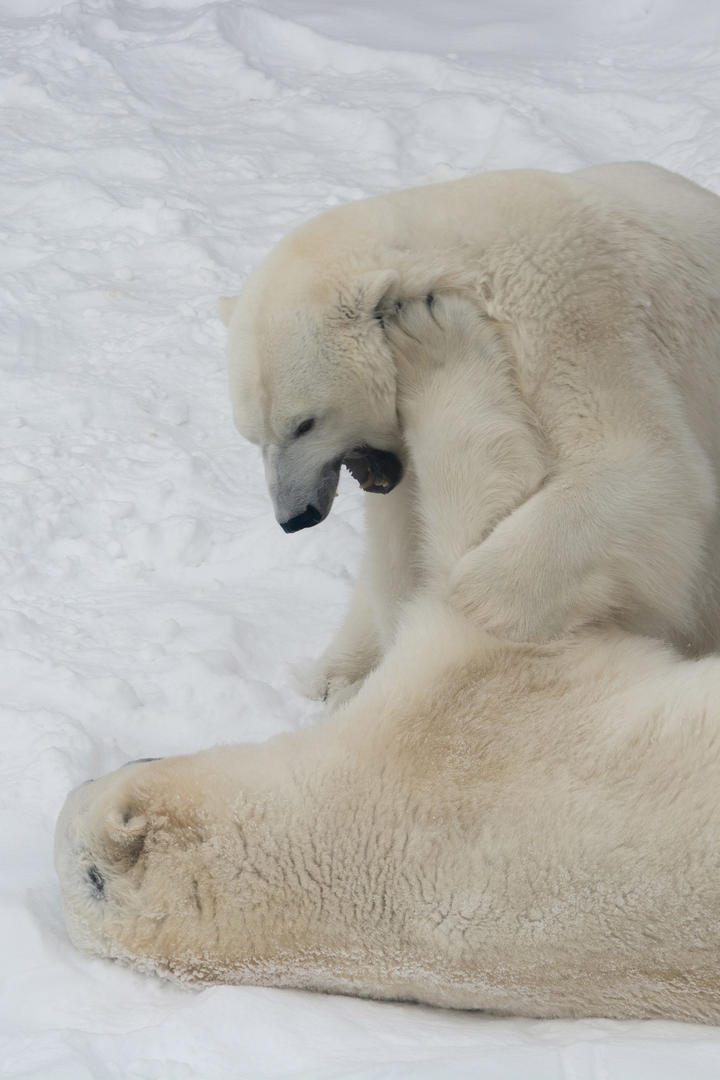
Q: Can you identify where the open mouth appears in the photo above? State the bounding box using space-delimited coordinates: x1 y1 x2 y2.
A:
342 446 403 494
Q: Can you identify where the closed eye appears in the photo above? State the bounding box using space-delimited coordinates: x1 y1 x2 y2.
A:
294 419 315 438
87 864 105 896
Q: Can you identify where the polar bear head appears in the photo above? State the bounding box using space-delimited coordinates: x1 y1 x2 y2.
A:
220 245 414 532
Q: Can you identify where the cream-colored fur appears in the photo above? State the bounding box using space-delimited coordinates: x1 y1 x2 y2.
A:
222 163 720 705
55 603 720 1021
57 258 720 1016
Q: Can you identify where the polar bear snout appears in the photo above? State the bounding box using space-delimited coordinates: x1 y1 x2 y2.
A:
272 452 341 532
280 505 324 533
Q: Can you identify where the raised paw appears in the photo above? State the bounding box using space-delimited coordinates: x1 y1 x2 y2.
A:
384 292 481 358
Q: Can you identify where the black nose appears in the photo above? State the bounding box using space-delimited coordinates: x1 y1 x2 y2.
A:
280 505 323 533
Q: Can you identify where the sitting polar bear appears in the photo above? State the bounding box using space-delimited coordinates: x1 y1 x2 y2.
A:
56 602 720 1022
220 162 720 705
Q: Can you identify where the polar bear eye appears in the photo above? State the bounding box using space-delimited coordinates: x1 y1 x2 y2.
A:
87 864 105 897
294 418 315 438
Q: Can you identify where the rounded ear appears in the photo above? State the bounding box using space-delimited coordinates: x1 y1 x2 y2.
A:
102 806 148 871
105 808 148 844
354 270 399 317
217 296 239 327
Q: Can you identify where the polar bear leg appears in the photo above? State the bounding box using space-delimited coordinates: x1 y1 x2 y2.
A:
446 449 711 645
387 295 714 650
293 584 383 707
297 473 420 707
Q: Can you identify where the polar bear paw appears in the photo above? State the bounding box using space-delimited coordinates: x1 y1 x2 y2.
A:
384 292 480 360
292 655 372 711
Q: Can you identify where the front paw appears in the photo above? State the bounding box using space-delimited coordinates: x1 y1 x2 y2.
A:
446 553 550 643
292 656 368 710
385 293 480 357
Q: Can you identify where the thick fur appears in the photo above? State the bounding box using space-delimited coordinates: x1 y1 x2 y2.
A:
57 249 720 1016
222 163 720 705
56 605 720 1021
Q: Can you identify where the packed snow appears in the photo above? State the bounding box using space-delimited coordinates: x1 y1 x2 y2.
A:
3 1 720 1076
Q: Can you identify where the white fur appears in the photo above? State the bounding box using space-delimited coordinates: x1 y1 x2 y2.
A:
52 166 720 1020
223 163 720 704
55 605 720 1021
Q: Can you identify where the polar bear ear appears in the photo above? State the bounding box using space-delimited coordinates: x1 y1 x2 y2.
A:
217 296 239 327
105 807 148 844
101 807 148 871
353 270 400 318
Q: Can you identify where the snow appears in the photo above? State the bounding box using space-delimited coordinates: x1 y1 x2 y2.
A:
2 0 720 1076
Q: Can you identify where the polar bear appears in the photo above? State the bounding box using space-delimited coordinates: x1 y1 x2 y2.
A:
55 601 720 1022
220 163 720 704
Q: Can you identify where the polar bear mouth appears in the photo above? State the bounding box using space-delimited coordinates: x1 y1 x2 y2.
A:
342 446 403 494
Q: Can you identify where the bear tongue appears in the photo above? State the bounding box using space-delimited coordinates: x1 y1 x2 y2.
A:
342 447 403 494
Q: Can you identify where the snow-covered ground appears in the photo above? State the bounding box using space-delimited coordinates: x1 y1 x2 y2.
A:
3 1 720 1076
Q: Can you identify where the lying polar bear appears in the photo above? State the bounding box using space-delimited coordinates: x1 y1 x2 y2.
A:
56 601 720 1022
220 163 720 704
